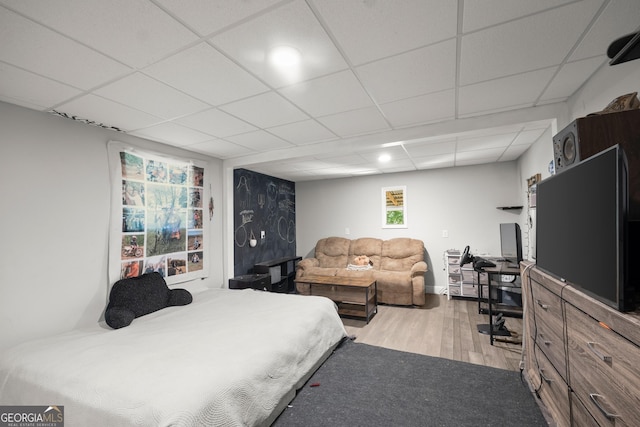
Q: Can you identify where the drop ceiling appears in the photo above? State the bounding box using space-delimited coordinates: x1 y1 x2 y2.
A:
0 0 636 181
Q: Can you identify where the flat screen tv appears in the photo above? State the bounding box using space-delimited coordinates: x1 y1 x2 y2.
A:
500 223 522 266
536 144 633 311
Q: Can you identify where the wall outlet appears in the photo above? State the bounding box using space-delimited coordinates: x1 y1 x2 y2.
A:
442 230 449 238
260 231 265 239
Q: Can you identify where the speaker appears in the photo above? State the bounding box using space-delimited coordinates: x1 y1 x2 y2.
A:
553 109 640 219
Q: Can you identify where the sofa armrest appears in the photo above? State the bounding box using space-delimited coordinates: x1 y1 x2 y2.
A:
411 261 428 277
296 258 319 277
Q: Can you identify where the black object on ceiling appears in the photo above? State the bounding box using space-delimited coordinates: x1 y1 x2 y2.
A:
608 29 640 65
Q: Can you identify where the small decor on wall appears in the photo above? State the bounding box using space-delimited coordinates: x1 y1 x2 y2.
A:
382 186 407 228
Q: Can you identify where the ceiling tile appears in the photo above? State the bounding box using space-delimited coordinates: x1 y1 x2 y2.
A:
317 107 390 137
358 145 409 164
2 0 199 68
284 159 333 171
414 153 455 169
457 133 515 152
184 139 253 159
380 89 455 127
462 0 577 33
404 140 457 157
267 120 337 145
313 153 368 166
311 0 457 65
155 0 283 36
94 73 209 119
0 63 82 110
456 147 505 160
455 157 498 166
142 42 269 106
512 128 547 146
279 70 374 116
540 56 605 102
224 130 293 151
458 68 557 116
356 39 456 104
129 122 213 146
378 160 416 173
56 94 162 131
501 143 532 161
211 0 348 87
569 0 640 61
220 91 309 128
176 108 257 138
459 1 603 86
0 7 131 89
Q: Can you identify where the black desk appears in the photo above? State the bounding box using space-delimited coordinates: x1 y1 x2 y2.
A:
475 261 521 345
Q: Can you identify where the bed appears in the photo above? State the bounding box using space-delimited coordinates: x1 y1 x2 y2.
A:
0 287 347 426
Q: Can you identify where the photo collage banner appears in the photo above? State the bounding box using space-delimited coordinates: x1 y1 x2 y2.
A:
108 141 208 286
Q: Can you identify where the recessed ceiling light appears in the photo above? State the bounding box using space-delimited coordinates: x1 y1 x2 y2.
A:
269 46 301 68
378 154 391 163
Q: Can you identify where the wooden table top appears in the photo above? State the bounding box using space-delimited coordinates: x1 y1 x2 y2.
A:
294 275 375 288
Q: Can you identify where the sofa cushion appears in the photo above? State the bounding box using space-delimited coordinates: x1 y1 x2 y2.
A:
336 268 375 279
374 270 413 305
380 238 425 271
315 237 351 268
302 266 341 277
347 237 382 270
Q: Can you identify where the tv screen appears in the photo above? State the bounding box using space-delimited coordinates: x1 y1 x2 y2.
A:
536 145 630 311
500 223 522 265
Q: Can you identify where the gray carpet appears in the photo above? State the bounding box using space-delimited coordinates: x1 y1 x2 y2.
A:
273 339 547 426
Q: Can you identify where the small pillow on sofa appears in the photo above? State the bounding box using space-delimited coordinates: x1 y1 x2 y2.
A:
105 272 192 329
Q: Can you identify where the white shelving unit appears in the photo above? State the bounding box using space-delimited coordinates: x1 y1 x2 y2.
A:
445 249 488 300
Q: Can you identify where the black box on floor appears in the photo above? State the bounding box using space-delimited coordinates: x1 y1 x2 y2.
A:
229 273 271 291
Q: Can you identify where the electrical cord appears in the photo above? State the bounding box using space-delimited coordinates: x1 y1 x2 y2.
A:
521 262 543 395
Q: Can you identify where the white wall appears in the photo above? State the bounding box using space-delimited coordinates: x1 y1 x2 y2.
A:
296 162 525 294
0 102 225 351
568 60 640 120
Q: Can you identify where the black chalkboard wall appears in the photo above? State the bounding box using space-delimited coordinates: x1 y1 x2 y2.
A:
233 168 296 276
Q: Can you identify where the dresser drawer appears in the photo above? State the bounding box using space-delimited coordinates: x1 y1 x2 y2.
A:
533 345 570 427
529 278 564 337
528 279 566 379
565 303 640 427
570 391 599 427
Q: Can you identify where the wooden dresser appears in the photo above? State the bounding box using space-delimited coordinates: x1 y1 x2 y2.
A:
521 261 640 426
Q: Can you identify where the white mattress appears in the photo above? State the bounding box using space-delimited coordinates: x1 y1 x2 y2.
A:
0 288 347 426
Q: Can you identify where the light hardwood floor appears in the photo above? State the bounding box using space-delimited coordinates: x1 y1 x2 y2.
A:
342 293 524 372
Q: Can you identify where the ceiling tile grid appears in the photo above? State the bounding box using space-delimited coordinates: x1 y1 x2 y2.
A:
0 0 635 181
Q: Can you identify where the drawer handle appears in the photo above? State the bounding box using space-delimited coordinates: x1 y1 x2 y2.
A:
589 393 619 420
538 333 551 346
539 369 553 384
587 342 612 363
536 299 549 310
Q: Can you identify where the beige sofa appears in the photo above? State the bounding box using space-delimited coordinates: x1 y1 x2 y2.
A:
296 237 428 306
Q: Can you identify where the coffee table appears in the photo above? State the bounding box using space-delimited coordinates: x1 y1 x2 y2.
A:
295 275 377 323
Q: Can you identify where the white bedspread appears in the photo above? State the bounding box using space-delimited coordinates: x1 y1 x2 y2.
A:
0 289 346 426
